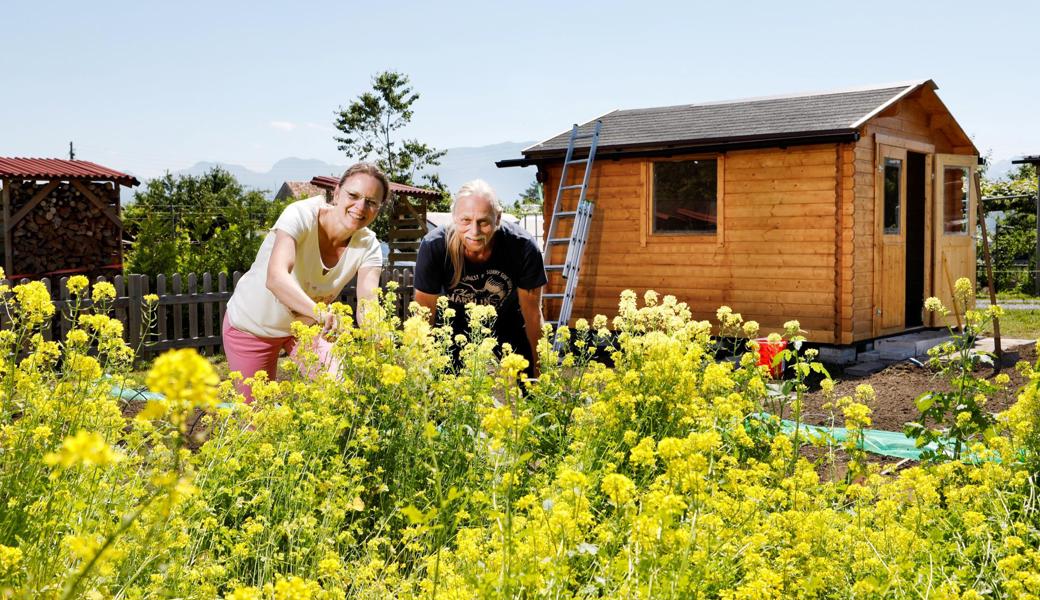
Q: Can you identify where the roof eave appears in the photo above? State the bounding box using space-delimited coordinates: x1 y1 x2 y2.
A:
498 129 861 168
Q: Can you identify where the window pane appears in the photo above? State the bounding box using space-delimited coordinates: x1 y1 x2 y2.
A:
943 166 969 234
653 160 717 233
883 158 901 234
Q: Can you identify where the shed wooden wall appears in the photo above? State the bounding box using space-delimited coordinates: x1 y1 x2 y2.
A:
542 143 845 342
851 88 976 338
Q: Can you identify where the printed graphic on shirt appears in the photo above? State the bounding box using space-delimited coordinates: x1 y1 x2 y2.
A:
448 270 514 308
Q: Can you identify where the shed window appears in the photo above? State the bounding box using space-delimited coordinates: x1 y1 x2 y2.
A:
652 159 718 234
883 158 902 234
943 166 969 234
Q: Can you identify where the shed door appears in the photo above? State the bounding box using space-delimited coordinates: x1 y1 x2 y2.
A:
931 154 977 327
875 144 908 336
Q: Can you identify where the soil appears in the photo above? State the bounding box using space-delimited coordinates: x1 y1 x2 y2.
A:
799 342 1036 433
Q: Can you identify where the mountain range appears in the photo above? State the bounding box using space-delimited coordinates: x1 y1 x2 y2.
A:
165 141 537 203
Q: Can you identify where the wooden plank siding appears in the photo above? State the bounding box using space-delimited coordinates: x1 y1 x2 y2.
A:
851 86 974 338
542 144 844 342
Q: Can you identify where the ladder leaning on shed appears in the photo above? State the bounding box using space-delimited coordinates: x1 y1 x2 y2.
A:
542 121 602 346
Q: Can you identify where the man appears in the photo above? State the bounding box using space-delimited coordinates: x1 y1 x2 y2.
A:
413 179 547 377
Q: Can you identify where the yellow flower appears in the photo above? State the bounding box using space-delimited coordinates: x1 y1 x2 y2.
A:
43 430 121 469
91 281 117 303
499 352 529 379
272 576 320 600
143 293 159 304
13 281 55 326
629 437 656 469
66 275 89 295
600 473 636 506
0 544 23 575
224 587 261 600
954 277 974 305
379 364 406 386
143 349 219 427
743 320 760 338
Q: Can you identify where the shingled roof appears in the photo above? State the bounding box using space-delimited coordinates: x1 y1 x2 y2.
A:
499 80 935 167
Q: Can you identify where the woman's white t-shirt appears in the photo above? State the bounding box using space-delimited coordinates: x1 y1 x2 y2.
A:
226 196 382 338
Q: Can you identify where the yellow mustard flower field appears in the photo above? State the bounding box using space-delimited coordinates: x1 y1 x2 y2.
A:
2 274 1040 599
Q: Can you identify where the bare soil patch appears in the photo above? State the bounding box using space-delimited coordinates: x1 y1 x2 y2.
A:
800 343 1036 433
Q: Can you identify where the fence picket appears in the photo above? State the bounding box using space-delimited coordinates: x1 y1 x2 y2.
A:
187 273 199 344
202 273 214 354
58 276 72 340
217 273 227 335
171 274 183 341
156 275 167 342
127 275 142 351
40 278 53 341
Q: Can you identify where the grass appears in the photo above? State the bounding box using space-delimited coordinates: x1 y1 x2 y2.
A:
983 310 1040 340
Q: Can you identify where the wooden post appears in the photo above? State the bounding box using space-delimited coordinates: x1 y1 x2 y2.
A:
1036 167 1040 295
2 178 12 276
975 173 1001 369
128 274 142 351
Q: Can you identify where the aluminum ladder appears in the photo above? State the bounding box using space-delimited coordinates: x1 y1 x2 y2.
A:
543 120 602 346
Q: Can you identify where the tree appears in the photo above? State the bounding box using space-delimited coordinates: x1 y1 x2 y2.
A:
123 167 284 277
334 71 450 237
507 178 543 218
979 163 1039 293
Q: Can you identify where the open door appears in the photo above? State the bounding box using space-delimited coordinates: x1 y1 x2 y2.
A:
875 144 908 336
931 154 977 327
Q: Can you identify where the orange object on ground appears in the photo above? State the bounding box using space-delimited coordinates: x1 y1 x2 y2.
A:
755 338 788 378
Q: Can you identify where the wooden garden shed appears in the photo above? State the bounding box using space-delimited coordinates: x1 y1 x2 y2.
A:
498 80 980 344
0 158 139 279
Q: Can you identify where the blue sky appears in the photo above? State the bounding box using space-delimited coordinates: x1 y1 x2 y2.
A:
1 0 1036 179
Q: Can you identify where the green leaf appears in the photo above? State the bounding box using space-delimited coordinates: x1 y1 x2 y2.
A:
915 393 935 412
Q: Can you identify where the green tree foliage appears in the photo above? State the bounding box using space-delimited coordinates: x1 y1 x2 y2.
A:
123 168 284 277
334 71 450 238
506 179 543 218
979 164 1039 293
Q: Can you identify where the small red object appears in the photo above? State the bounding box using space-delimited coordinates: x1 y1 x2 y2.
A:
755 338 787 378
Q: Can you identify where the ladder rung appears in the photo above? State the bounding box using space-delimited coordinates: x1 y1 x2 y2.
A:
546 238 569 244
545 265 565 271
560 184 584 190
566 158 589 165
572 133 597 140
544 293 565 299
555 210 577 217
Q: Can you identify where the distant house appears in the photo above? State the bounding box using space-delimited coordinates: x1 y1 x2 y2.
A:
498 80 979 343
274 181 329 202
0 158 139 278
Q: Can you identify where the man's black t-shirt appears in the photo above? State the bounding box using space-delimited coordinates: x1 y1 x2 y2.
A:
413 220 547 358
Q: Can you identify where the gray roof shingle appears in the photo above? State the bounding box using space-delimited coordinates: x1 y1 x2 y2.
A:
519 81 927 159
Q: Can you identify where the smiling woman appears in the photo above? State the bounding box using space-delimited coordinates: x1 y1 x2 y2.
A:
222 162 391 402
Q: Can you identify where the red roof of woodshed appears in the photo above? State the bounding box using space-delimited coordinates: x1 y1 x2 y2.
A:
310 175 441 198
0 157 140 187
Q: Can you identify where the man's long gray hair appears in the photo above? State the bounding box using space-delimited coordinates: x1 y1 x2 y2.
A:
446 179 503 288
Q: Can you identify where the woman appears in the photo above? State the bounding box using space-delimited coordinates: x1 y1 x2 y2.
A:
223 162 389 402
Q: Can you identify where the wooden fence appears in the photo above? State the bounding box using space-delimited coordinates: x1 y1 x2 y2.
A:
1 268 416 358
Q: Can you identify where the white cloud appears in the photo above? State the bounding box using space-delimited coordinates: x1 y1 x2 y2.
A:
269 121 297 132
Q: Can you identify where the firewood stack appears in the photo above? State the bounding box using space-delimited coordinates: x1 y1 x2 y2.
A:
6 180 121 278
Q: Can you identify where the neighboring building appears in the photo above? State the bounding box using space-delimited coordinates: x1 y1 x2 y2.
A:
498 80 979 344
274 181 329 202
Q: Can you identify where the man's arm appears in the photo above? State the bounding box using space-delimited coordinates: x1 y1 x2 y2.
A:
355 265 382 325
517 286 544 377
414 290 440 325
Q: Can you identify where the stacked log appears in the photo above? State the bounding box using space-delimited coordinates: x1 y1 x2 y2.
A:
6 180 121 277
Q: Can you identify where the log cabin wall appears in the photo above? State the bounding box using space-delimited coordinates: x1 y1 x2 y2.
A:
850 87 976 339
542 143 846 343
